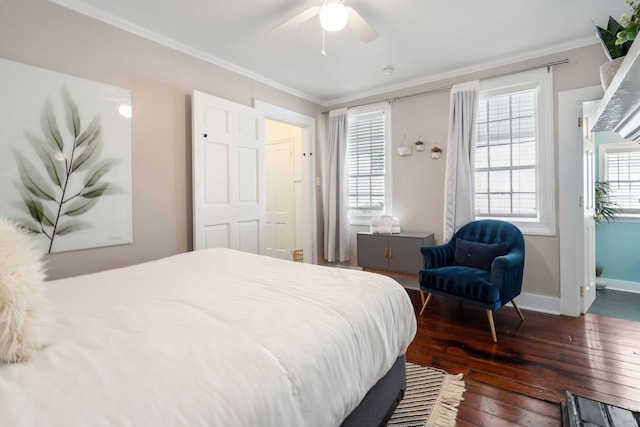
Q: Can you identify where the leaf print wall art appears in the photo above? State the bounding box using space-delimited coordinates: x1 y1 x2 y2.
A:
0 58 132 254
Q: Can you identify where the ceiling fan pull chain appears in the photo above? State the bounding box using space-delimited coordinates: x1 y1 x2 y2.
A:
322 29 326 56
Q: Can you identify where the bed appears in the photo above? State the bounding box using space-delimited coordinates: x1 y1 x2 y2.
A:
0 248 417 426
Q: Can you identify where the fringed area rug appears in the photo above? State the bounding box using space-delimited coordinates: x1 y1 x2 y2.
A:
388 362 466 427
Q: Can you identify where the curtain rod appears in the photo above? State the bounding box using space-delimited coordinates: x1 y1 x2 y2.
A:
322 58 569 114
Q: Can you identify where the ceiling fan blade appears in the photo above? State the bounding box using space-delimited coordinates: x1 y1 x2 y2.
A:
270 6 321 33
346 7 378 43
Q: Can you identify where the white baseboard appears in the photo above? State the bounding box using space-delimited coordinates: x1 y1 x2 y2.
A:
598 278 640 294
343 265 565 315
507 292 561 315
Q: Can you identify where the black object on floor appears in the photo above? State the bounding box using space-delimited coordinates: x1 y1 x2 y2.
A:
561 391 640 427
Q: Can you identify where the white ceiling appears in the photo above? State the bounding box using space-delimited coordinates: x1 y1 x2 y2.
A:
51 0 630 105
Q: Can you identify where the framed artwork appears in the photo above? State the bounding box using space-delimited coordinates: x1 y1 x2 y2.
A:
0 57 132 254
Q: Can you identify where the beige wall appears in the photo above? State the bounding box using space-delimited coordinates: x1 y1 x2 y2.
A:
329 44 609 299
0 0 322 279
0 0 610 298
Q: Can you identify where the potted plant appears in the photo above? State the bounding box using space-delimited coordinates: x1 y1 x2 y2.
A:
430 145 442 159
594 181 619 224
617 1 640 46
594 181 618 289
595 1 640 88
414 139 425 151
596 263 607 289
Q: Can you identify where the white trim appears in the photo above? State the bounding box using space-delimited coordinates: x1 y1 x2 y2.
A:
599 141 640 216
48 0 324 106
477 68 555 236
558 85 604 317
610 214 640 223
510 292 561 315
49 0 593 107
599 278 640 294
325 39 594 106
347 102 393 225
254 100 318 264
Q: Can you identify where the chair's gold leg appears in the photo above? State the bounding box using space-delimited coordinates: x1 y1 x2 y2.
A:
486 309 498 343
419 293 433 316
420 290 425 306
512 299 525 322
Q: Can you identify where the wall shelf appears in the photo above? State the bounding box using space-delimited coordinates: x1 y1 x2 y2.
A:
592 37 640 142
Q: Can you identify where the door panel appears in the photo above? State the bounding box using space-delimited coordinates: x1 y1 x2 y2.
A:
203 143 229 204
265 138 295 260
388 237 425 275
193 90 265 253
238 147 259 202
204 224 230 248
581 101 599 313
356 233 388 270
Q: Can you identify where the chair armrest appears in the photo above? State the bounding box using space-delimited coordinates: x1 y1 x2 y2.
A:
491 250 524 271
490 249 525 299
420 244 455 269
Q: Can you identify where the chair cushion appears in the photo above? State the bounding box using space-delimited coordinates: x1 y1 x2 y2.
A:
419 266 500 305
454 238 507 271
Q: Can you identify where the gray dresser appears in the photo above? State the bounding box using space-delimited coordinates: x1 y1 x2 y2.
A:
356 232 435 277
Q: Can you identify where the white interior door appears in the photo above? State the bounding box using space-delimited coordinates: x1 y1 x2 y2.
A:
192 90 265 254
558 85 603 317
266 138 295 260
581 101 599 313
255 100 317 264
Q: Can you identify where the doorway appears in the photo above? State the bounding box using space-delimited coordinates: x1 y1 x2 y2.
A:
559 86 640 320
255 100 317 264
265 119 303 261
558 85 603 316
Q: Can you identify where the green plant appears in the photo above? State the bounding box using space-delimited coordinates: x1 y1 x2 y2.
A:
618 1 640 45
14 86 120 254
595 1 640 60
414 140 424 146
595 181 619 223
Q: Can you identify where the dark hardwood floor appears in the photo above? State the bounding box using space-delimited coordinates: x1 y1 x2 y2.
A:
404 289 640 426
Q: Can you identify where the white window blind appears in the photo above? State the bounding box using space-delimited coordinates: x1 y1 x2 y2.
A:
475 89 538 218
604 148 640 214
347 109 387 216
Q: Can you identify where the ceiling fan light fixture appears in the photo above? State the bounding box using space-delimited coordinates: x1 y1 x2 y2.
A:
319 2 348 32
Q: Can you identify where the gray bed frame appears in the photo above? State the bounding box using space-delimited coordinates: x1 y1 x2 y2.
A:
340 355 407 427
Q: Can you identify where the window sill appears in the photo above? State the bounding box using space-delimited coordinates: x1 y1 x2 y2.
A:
476 216 556 236
608 215 640 224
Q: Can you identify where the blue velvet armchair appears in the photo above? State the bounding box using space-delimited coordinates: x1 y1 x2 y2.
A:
419 219 525 342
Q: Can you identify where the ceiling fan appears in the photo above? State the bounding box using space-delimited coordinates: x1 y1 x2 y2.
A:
270 0 378 52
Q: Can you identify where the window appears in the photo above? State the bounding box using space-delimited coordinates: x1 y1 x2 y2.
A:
600 141 640 217
347 103 392 224
475 68 555 235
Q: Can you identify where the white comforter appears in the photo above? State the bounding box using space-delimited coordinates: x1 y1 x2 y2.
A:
0 248 416 427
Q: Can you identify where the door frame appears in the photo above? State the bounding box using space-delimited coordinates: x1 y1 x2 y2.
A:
254 100 318 264
558 85 603 316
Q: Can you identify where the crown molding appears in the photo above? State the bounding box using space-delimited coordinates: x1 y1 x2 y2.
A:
48 0 325 106
324 37 598 107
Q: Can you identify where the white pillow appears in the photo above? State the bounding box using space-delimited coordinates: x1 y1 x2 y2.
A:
0 218 51 363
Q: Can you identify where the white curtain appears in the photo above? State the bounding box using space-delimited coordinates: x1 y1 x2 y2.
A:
323 108 350 262
443 80 480 242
